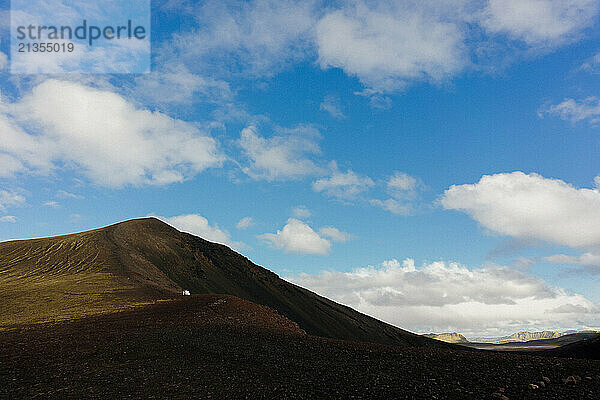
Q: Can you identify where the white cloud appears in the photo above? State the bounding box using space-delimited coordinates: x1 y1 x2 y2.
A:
156 214 243 249
312 164 375 200
56 190 84 200
481 0 600 46
387 171 418 194
370 171 421 215
0 153 25 178
316 2 467 92
370 198 413 215
539 97 600 124
319 226 354 243
43 201 60 208
581 52 600 73
236 216 255 230
258 218 331 255
239 124 324 181
319 95 346 119
155 0 598 98
288 258 600 336
0 51 7 70
545 252 600 266
0 216 16 223
441 172 600 249
133 63 233 106
169 0 317 77
292 205 311 218
0 190 25 211
0 79 224 187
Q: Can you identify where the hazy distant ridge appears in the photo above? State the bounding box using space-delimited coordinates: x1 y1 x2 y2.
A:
470 330 599 344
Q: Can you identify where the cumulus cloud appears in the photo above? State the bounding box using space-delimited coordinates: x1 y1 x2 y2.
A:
387 171 418 194
319 95 346 119
292 205 312 219
0 79 224 187
0 216 16 223
236 216 255 230
539 97 600 124
239 124 324 181
316 2 467 92
370 171 422 215
313 164 375 200
0 190 25 211
441 172 600 249
156 214 243 249
318 227 354 243
155 0 598 98
481 0 600 46
258 218 331 255
288 258 600 336
169 0 317 77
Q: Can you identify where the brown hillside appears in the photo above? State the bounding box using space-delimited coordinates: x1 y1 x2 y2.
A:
2 295 600 399
0 218 441 347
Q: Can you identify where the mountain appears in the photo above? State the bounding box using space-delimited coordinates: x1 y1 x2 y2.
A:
424 332 469 343
542 334 600 360
463 332 600 352
505 331 563 342
0 217 442 347
471 331 564 344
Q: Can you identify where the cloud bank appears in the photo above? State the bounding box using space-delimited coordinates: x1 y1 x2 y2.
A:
288 258 600 336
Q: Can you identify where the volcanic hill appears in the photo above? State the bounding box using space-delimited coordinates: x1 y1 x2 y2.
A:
0 217 436 347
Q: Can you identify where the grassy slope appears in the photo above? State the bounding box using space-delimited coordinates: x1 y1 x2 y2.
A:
0 218 443 347
0 226 180 328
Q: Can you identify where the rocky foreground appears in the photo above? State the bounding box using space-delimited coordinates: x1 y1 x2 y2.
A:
1 295 599 399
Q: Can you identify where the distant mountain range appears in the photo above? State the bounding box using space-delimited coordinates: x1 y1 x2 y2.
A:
471 330 599 344
426 330 600 344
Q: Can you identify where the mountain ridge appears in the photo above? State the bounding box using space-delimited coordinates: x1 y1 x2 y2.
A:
469 330 599 344
0 217 446 348
424 332 469 343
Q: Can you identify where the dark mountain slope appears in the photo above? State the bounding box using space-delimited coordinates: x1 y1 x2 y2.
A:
542 334 600 360
0 218 441 347
3 295 600 399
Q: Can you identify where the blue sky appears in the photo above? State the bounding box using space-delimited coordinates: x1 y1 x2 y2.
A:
1 0 600 337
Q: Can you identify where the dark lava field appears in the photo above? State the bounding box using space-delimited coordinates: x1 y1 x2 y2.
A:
2 295 599 399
